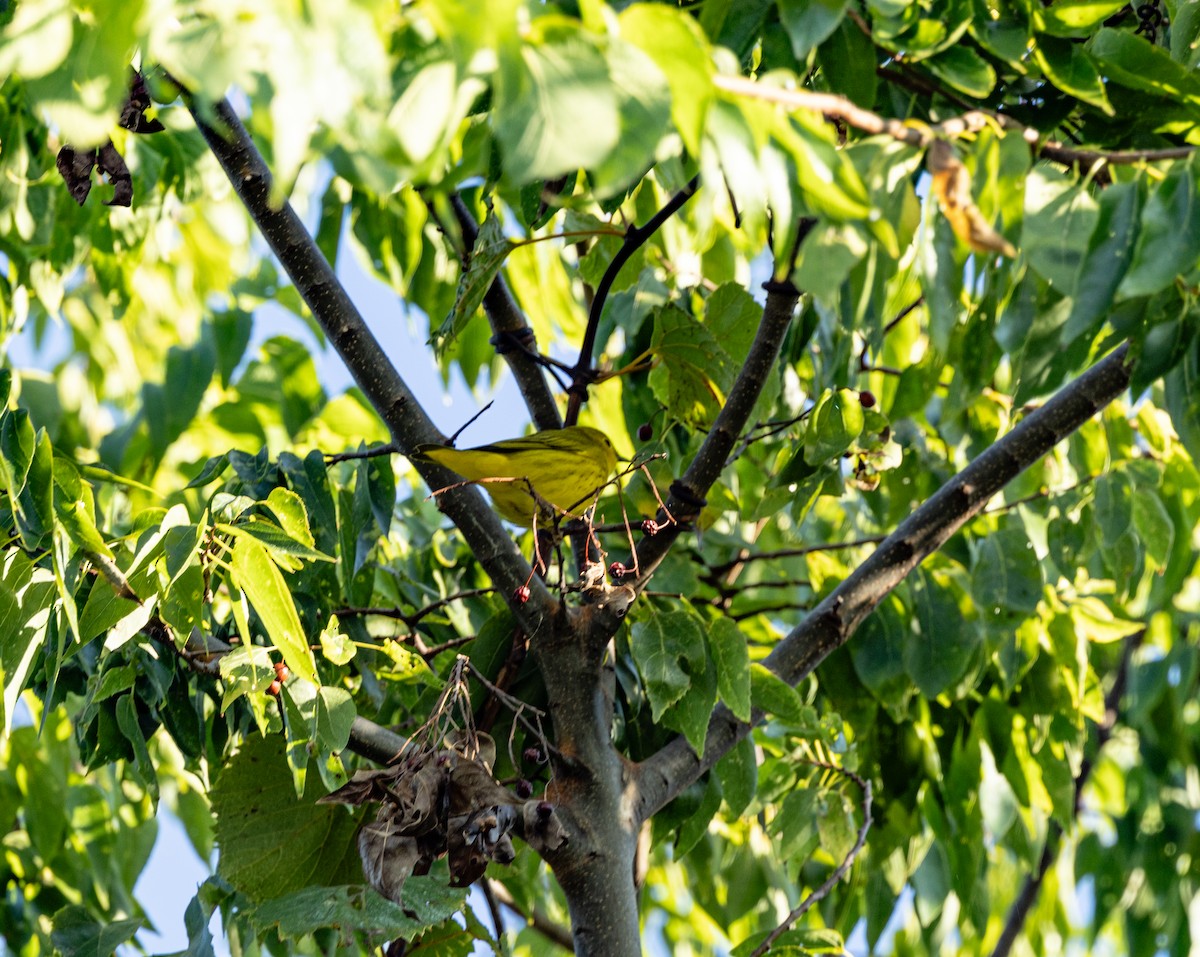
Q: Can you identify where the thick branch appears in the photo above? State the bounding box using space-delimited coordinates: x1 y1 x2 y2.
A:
634 343 1133 820
183 95 557 628
450 195 563 431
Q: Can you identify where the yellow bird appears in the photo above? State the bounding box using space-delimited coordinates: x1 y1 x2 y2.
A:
411 426 618 527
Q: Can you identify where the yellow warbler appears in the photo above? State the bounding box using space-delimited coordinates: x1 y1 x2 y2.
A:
412 426 618 527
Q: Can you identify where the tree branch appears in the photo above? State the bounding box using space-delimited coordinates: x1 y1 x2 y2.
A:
626 270 809 587
634 343 1133 821
563 175 701 426
182 94 559 630
450 195 563 432
713 74 1196 171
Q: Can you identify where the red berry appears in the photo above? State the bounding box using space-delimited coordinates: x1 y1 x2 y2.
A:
516 779 533 798
637 423 653 442
859 390 877 409
513 584 531 604
609 561 627 579
274 661 289 681
641 519 660 536
267 679 282 697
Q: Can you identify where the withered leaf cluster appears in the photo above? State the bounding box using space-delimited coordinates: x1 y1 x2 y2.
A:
319 735 568 903
56 71 165 208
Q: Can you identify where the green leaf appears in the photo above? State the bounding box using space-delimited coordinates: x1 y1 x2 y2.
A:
817 18 878 107
0 551 57 737
848 596 911 713
319 615 356 665
218 644 275 730
434 207 514 352
749 664 807 725
715 735 758 817
1131 489 1173 570
1068 596 1143 644
1093 470 1133 547
805 388 865 465
1063 179 1142 343
777 0 850 61
163 890 218 957
773 117 873 222
280 679 356 796
185 453 231 489
669 640 718 756
229 536 319 684
1090 27 1200 102
971 528 1044 618
631 610 708 722
816 789 857 863
211 734 363 902
52 456 110 558
792 222 870 303
1031 37 1112 113
494 36 619 184
1021 166 1100 293
266 487 316 549
162 563 205 639
589 40 672 198
619 4 713 156
925 45 997 98
0 413 53 551
49 905 143 957
221 519 334 568
648 304 734 426
710 617 752 722
1118 161 1200 298
1041 0 1126 35
1133 310 1199 393
905 566 977 697
116 693 159 805
248 883 467 942
675 774 722 857
143 337 217 460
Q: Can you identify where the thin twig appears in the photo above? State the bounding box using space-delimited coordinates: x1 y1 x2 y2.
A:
989 630 1142 957
564 175 701 425
749 762 873 957
325 443 398 464
480 879 511 957
485 879 575 952
337 588 496 629
705 538 887 576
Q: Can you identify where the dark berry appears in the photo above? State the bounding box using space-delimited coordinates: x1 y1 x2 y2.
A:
523 746 544 764
516 779 534 799
859 390 877 409
609 561 627 579
536 801 554 820
637 423 653 442
513 584 531 604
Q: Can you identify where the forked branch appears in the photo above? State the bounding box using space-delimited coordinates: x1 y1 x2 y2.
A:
634 343 1133 820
